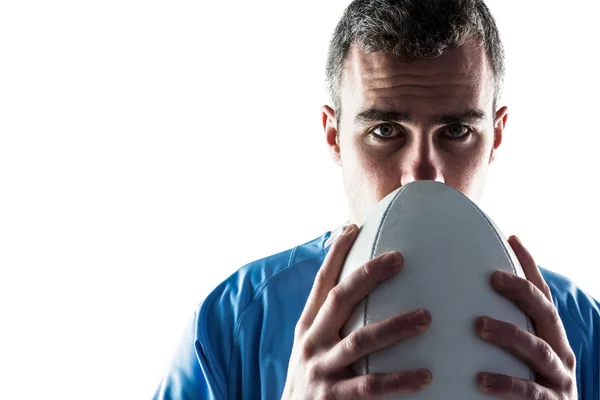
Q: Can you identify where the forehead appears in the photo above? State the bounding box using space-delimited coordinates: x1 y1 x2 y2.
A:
340 40 495 117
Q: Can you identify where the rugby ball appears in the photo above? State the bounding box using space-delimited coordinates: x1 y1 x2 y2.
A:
338 180 534 399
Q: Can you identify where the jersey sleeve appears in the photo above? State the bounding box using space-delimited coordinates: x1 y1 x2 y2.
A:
153 308 227 400
151 236 323 399
581 294 600 400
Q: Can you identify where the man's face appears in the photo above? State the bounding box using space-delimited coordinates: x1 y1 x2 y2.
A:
322 40 508 225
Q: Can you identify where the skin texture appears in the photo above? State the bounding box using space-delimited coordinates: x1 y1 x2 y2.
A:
322 40 506 225
281 39 578 399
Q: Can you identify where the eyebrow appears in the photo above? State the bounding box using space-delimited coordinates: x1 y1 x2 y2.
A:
353 107 486 126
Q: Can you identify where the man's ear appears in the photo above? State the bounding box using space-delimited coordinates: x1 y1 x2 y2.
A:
490 106 508 164
322 105 341 166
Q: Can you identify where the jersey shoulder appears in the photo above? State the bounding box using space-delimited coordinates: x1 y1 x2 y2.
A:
539 266 599 399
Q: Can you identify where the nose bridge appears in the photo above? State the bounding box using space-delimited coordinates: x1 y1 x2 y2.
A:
400 133 444 185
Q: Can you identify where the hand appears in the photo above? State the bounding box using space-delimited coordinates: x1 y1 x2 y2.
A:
281 224 433 400
475 235 578 399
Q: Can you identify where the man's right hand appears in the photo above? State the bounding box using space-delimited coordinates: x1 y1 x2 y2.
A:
281 224 432 399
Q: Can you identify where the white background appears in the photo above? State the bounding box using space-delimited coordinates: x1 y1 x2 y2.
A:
1 1 598 399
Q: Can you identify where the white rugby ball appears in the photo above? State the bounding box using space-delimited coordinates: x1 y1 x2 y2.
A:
338 180 535 399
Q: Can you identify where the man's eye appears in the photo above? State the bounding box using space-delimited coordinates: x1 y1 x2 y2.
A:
371 123 400 139
444 125 471 140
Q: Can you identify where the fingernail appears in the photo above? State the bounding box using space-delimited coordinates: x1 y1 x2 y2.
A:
414 369 432 383
482 317 500 333
409 309 428 325
513 235 523 247
480 373 502 387
511 235 529 258
497 270 514 285
343 225 356 235
381 251 400 264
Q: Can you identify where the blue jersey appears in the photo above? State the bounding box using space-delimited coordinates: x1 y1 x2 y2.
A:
154 229 600 399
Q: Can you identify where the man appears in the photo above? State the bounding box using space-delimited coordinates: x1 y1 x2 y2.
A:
154 0 600 398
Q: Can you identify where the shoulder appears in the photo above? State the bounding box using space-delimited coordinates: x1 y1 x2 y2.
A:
539 266 599 398
189 231 332 398
199 231 331 320
194 231 332 347
539 266 600 333
154 232 334 400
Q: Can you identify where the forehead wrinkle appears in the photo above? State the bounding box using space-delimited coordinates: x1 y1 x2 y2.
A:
342 42 496 120
350 43 487 86
363 70 478 89
363 85 476 102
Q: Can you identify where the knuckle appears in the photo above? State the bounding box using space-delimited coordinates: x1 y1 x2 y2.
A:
294 322 307 340
325 287 343 310
541 282 553 298
299 338 318 361
294 315 310 336
315 389 335 400
537 342 555 365
305 361 322 382
493 320 520 346
548 306 561 324
358 375 382 396
524 382 544 400
359 263 373 280
524 280 538 298
314 269 328 289
563 351 577 371
506 322 521 340
560 377 576 395
392 373 406 389
343 331 364 355
358 260 384 283
293 326 302 340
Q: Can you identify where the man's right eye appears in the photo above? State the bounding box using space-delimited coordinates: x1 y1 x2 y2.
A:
371 123 402 140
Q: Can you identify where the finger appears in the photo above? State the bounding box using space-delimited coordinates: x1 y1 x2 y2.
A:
309 250 403 340
491 270 574 364
477 372 560 400
321 309 430 371
476 317 569 385
296 224 359 332
331 370 432 400
508 235 552 302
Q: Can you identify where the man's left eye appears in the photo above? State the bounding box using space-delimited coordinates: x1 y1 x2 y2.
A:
444 125 471 139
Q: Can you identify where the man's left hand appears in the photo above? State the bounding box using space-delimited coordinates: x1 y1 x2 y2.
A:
475 235 578 399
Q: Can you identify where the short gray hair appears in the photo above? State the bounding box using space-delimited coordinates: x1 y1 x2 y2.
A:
325 0 505 118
